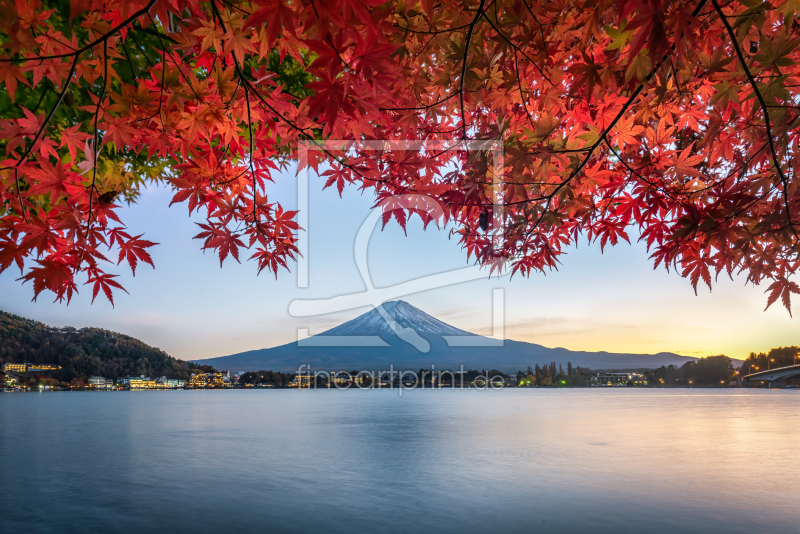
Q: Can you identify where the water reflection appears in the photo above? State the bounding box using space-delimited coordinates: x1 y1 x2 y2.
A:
1 389 798 533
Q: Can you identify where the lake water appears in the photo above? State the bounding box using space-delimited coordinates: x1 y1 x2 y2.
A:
1 388 799 533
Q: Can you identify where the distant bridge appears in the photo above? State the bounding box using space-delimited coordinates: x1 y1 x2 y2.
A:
742 364 800 387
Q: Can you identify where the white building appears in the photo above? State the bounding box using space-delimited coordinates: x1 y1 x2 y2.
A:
591 372 646 386
155 377 186 389
89 376 114 389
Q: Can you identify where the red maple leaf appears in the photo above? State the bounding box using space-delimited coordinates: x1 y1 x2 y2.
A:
764 278 800 317
86 269 128 306
117 233 157 275
0 62 31 101
26 160 84 204
59 125 91 163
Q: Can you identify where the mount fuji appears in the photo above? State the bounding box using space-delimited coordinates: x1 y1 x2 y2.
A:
197 300 701 373
322 300 473 338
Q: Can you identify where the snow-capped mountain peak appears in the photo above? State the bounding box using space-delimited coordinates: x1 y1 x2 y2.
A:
321 300 475 338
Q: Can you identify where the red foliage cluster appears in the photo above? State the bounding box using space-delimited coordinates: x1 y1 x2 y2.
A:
1 0 799 313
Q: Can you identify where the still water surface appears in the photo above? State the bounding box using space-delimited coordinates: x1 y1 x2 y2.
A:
1 388 798 533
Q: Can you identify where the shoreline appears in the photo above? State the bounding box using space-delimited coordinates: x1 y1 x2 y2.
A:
3 384 795 392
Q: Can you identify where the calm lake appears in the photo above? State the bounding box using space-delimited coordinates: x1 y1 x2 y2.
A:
1 388 798 533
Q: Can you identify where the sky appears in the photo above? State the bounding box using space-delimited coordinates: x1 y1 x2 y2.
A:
1 163 798 362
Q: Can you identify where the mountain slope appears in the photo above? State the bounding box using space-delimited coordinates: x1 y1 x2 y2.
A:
0 310 214 383
198 301 705 373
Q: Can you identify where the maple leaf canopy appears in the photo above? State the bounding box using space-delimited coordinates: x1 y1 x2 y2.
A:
1 0 799 314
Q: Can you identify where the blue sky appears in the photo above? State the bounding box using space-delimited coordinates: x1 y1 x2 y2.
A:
1 163 797 362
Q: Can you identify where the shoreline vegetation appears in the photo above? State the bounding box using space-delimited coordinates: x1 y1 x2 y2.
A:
2 310 798 392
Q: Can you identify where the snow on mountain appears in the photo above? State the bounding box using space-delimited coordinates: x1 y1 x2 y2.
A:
321 300 475 338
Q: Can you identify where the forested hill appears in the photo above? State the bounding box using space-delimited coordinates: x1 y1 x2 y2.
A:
0 311 213 383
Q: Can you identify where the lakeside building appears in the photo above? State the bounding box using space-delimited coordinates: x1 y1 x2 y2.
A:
27 364 62 373
155 377 186 389
318 372 431 388
332 372 348 386
115 376 187 389
592 372 647 386
131 377 156 389
1 372 17 387
289 372 367 388
289 374 314 388
337 372 366 386
118 376 157 389
89 376 115 389
187 371 228 388
3 363 62 389
3 363 62 374
3 363 27 373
